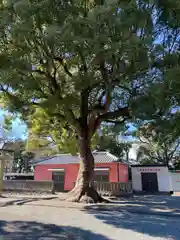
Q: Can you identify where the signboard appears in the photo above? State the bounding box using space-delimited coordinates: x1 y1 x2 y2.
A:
138 168 161 172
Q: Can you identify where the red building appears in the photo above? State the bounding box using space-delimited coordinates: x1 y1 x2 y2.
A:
33 151 129 191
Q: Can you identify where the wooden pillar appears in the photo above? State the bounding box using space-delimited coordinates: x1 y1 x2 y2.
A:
0 157 5 194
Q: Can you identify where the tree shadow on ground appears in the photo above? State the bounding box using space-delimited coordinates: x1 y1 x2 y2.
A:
0 197 57 207
84 205 180 239
109 195 180 212
0 220 109 240
130 195 180 206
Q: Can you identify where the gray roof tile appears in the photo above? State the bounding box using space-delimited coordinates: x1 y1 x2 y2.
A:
33 151 119 165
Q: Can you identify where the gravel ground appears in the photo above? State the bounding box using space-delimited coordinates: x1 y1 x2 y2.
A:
0 195 180 240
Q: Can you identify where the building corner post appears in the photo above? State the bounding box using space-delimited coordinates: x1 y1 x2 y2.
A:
0 158 5 195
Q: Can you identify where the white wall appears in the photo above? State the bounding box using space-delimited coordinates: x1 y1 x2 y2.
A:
132 167 142 191
132 166 171 192
170 172 180 192
158 167 172 192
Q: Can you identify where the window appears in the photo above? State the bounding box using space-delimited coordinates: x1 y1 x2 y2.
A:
94 171 109 182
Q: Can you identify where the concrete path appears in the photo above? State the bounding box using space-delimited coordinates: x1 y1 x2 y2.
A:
0 195 180 239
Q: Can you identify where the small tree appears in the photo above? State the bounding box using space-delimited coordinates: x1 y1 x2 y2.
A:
0 1 179 202
13 147 35 173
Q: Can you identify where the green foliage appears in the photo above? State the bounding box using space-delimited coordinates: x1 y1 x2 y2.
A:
157 0 180 29
0 0 179 155
13 149 35 173
0 139 35 173
135 118 180 166
26 107 99 155
174 158 180 170
97 137 131 159
3 115 14 132
97 125 132 159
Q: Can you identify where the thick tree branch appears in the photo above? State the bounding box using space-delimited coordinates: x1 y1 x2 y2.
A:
138 137 148 145
103 118 127 124
88 115 100 139
99 107 130 121
99 59 111 112
53 57 73 77
80 89 89 124
33 69 60 93
66 108 80 131
79 49 89 125
30 73 49 97
78 48 88 73
87 107 130 140
88 90 106 115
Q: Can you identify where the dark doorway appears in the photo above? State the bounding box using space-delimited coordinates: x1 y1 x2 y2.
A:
52 171 65 192
94 171 109 182
141 172 158 192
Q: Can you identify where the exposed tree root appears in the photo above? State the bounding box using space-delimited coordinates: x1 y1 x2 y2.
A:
0 194 6 198
66 185 109 203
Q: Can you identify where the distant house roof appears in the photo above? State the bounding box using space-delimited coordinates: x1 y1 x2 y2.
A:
32 151 120 166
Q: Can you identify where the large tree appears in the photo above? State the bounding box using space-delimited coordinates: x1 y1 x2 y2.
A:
0 0 179 202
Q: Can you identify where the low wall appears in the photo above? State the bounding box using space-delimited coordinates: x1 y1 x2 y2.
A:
3 180 53 193
3 180 133 196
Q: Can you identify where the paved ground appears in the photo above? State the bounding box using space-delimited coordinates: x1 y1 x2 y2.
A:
0 194 180 240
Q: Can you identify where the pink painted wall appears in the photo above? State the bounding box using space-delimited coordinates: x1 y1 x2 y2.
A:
34 162 129 190
34 164 79 190
119 163 129 182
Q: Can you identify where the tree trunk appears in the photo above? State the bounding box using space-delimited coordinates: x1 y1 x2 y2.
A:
67 134 104 203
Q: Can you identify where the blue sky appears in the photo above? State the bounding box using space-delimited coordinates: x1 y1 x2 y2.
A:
0 109 139 159
0 110 27 140
0 109 137 141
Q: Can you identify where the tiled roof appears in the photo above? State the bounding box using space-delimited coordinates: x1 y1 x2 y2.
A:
93 151 118 163
32 151 119 165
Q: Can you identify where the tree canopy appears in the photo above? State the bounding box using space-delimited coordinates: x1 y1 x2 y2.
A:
0 1 179 134
0 1 166 134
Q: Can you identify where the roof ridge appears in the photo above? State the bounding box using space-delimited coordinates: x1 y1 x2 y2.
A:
33 153 77 162
32 151 122 166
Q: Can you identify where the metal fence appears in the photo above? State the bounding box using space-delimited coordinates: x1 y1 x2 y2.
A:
3 180 132 196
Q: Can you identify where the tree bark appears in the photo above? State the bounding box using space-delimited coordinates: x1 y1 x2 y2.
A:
67 133 103 203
